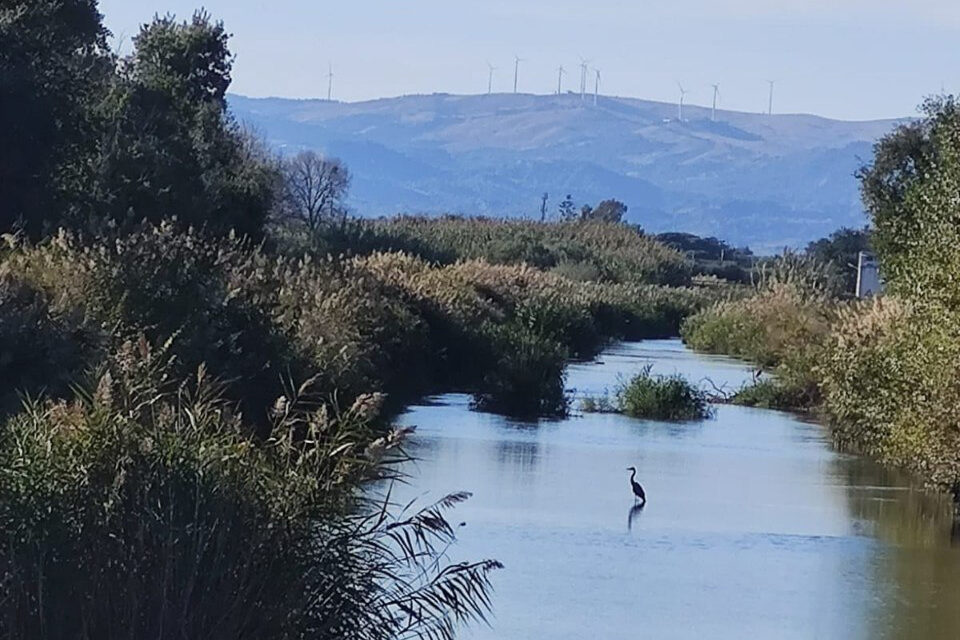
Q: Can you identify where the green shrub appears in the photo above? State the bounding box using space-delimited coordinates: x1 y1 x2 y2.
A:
0 221 717 426
578 393 617 413
681 282 832 412
0 343 501 639
681 283 833 369
732 378 811 410
614 366 712 421
0 226 312 427
335 216 693 286
472 321 570 417
816 297 960 490
0 271 92 413
550 260 603 282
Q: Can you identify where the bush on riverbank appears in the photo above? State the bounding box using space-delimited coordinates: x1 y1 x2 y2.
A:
680 281 833 409
731 378 812 410
0 224 717 423
680 97 960 498
0 343 501 638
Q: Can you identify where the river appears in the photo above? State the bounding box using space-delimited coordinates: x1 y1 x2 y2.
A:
390 339 960 639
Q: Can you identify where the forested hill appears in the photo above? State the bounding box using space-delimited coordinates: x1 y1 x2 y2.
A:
230 92 904 251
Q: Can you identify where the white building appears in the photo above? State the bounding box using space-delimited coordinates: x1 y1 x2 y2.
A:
855 251 883 298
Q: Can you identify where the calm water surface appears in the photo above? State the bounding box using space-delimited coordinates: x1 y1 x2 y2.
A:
389 339 960 639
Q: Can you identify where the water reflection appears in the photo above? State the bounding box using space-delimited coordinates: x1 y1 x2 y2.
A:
825 454 960 640
391 339 960 639
627 503 645 531
495 437 540 476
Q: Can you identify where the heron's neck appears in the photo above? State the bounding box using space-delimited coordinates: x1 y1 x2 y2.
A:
630 469 636 482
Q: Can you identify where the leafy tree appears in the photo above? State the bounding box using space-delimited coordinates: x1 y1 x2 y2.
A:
557 194 576 220
857 96 943 285
654 232 752 263
804 227 871 294
278 151 351 236
91 12 278 238
654 232 754 283
858 96 960 306
587 199 627 223
0 0 112 237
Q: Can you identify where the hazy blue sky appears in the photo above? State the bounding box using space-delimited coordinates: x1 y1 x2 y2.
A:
99 0 960 121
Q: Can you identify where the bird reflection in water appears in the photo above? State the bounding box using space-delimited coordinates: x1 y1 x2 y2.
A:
627 502 645 531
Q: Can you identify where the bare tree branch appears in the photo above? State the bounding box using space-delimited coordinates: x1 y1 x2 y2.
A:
278 151 350 236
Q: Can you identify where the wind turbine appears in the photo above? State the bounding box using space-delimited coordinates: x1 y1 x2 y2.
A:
767 80 775 115
486 61 496 95
513 55 524 94
579 57 589 100
677 82 688 121
711 83 721 121
594 68 601 106
557 65 566 95
327 63 333 101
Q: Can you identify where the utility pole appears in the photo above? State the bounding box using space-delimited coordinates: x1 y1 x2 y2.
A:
594 69 600 106
540 193 549 221
327 63 333 101
557 66 565 95
768 80 775 115
514 55 523 93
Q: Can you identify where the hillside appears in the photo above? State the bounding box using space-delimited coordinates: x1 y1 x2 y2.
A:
230 92 904 251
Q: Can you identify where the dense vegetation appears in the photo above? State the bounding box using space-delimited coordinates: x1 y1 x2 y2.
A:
581 365 712 421
0 223 711 422
0 351 501 639
655 232 755 284
683 96 960 499
319 215 694 286
681 258 837 410
804 227 872 295
0 3 726 634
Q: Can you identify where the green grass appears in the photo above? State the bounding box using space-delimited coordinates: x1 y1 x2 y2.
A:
582 366 713 421
731 378 811 410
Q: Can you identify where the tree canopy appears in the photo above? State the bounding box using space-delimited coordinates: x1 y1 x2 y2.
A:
0 7 278 239
858 96 960 307
0 0 112 236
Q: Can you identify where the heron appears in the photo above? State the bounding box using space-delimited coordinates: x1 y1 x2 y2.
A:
626 466 646 505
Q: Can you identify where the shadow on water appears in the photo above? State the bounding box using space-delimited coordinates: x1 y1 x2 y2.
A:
627 503 645 531
833 454 960 640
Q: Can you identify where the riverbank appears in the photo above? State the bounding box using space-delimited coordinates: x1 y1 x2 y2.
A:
0 216 723 635
0 220 719 422
389 339 960 640
681 283 960 504
679 97 960 504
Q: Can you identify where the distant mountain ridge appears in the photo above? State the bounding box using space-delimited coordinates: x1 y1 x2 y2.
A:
229 92 905 251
